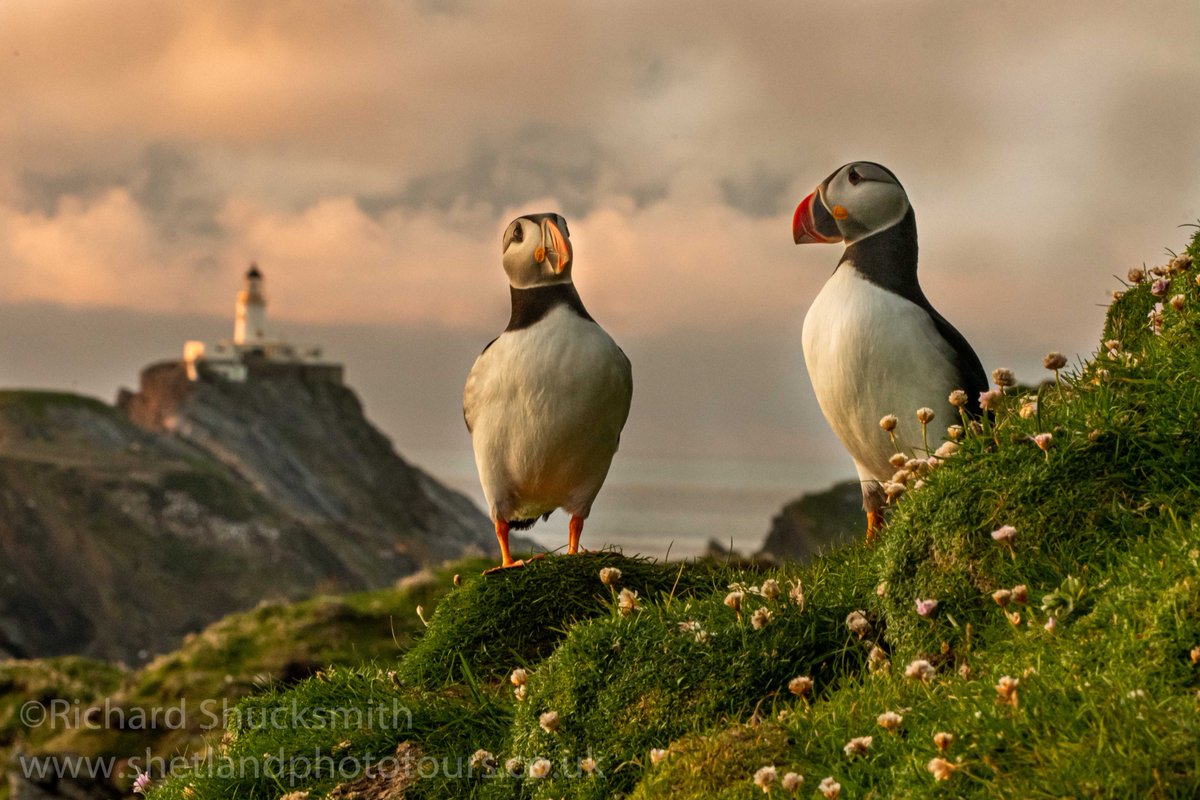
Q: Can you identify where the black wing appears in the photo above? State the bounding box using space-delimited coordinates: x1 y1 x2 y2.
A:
924 306 988 416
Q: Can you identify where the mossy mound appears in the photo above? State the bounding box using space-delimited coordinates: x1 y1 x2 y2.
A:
497 548 872 799
397 552 720 689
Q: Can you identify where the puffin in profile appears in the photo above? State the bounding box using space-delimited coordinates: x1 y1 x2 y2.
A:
793 162 986 540
464 213 633 571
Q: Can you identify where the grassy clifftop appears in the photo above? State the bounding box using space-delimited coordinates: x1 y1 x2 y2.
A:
1 564 474 799
138 230 1200 798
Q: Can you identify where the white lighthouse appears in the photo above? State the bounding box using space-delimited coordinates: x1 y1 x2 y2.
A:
181 263 342 385
233 264 267 344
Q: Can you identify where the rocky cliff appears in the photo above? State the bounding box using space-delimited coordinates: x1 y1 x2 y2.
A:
120 361 492 569
757 480 863 561
0 364 495 663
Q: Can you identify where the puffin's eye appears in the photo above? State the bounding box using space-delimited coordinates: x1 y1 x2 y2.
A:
511 224 524 242
848 168 862 186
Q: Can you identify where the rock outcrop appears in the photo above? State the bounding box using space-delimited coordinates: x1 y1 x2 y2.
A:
757 480 863 561
0 363 494 663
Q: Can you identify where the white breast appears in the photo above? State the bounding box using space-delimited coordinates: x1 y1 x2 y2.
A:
464 305 633 522
802 265 961 483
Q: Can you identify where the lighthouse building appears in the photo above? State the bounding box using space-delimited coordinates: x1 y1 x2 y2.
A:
234 264 268 345
183 264 342 384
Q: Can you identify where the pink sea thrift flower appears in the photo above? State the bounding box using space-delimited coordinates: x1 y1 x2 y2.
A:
934 441 959 458
618 588 639 617
843 736 872 758
753 765 776 792
927 757 957 781
877 711 902 732
1149 302 1165 335
996 675 1020 708
991 525 1016 545
845 610 871 638
1043 352 1068 371
819 776 842 798
788 675 814 697
979 388 1002 410
904 659 936 682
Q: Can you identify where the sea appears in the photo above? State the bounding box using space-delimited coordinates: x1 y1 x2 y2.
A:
407 449 847 561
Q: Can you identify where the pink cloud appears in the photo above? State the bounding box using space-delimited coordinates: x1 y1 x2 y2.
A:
0 189 183 308
0 185 822 336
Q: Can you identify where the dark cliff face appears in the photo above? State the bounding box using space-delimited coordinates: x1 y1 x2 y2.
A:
0 365 493 663
121 361 491 566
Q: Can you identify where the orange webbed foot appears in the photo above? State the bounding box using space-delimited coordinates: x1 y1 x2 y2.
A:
481 553 547 575
866 510 885 544
567 515 586 555
482 559 528 576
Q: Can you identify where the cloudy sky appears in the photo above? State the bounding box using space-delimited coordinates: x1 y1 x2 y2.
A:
2 1 1198 553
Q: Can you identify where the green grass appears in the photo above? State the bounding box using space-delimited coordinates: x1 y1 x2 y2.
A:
140 232 1200 798
0 657 128 799
0 657 126 751
0 390 114 416
0 563 472 798
157 667 510 800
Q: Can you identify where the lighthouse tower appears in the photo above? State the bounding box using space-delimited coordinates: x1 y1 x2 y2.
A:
181 262 342 384
233 264 267 345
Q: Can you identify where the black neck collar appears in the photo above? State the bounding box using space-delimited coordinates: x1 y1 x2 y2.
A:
839 208 923 306
506 282 593 332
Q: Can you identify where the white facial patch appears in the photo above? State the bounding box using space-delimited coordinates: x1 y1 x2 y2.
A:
502 218 572 289
824 165 910 243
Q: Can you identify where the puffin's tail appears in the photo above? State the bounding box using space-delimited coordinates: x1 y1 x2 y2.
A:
508 512 553 531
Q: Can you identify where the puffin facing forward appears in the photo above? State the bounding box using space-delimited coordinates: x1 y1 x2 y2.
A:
793 162 986 540
464 213 633 571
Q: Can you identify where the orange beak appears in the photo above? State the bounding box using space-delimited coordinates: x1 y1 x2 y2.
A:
793 188 844 245
540 218 572 273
